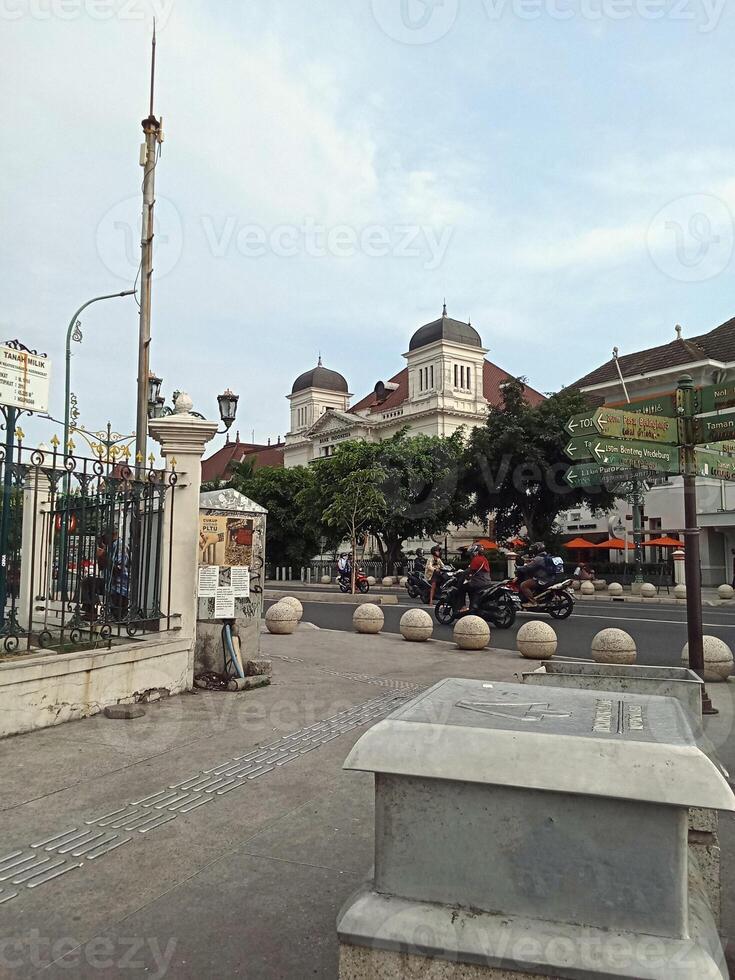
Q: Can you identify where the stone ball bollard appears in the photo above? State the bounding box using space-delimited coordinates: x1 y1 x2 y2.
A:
399 608 433 642
717 584 734 600
399 576 408 587
591 628 637 665
571 579 581 591
353 603 384 634
320 575 331 585
608 582 623 597
682 636 734 681
580 581 595 596
265 601 298 635
279 596 303 622
367 576 377 586
381 576 395 587
453 615 490 650
593 579 606 592
640 583 657 598
517 620 557 660
674 584 687 599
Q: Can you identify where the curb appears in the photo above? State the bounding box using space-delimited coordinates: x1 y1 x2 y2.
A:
265 590 399 606
575 594 735 608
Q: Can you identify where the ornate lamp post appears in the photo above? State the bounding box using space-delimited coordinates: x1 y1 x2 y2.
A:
147 375 239 437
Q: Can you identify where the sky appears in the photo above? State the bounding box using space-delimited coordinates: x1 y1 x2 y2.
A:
2 0 735 455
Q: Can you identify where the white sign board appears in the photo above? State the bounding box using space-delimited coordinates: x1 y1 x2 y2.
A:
0 346 51 413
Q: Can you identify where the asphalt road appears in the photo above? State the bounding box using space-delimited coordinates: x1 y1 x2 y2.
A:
267 592 735 667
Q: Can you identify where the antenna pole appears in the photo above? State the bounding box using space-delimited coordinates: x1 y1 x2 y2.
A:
136 23 162 469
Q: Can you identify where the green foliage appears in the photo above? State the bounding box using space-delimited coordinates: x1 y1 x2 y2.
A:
229 464 337 568
463 378 616 541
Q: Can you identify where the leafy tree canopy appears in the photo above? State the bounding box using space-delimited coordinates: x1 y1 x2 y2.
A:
463 378 616 541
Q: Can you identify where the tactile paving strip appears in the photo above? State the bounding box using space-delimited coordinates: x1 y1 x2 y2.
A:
1 687 419 907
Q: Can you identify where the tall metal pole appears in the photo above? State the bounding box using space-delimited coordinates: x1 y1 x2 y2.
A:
136 25 162 467
677 373 716 714
0 406 18 628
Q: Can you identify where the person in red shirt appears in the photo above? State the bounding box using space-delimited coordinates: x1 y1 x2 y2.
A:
461 544 493 612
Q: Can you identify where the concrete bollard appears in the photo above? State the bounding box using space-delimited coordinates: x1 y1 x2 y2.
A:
399 608 433 642
279 596 304 622
682 636 734 681
591 628 637 665
453 616 490 650
265 601 298 635
640 583 657 598
717 584 734 600
516 621 557 660
353 603 384 634
580 581 595 597
608 582 623 597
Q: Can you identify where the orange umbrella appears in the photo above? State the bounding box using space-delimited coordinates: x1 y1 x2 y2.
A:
564 537 596 549
507 536 526 548
592 537 635 550
645 536 684 548
476 538 498 550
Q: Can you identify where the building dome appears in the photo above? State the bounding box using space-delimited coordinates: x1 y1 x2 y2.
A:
409 305 482 352
291 358 348 394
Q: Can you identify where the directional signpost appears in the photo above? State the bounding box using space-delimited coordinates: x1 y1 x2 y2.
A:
695 449 735 480
694 412 735 446
695 382 735 415
588 438 682 473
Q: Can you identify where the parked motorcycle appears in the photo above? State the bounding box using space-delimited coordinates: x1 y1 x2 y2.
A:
338 569 370 594
434 571 516 628
510 578 575 619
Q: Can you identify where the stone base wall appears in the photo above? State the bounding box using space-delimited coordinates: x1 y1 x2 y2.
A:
0 635 192 738
339 945 548 979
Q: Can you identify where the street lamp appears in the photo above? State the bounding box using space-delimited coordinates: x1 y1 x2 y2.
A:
63 290 136 457
148 374 240 435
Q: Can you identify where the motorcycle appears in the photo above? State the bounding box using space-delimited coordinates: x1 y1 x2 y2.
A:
434 571 516 629
338 569 370 594
406 566 453 604
512 578 575 619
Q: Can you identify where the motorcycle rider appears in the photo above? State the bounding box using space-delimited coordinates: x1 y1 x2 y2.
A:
426 545 446 604
413 548 427 575
336 553 351 587
516 542 554 607
460 543 493 612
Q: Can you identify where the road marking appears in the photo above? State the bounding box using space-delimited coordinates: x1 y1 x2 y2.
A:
573 612 735 629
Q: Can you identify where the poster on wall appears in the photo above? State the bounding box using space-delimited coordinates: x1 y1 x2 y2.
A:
197 565 218 598
198 514 256 619
231 566 250 598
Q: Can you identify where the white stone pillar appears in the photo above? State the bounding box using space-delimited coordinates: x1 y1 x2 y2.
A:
18 469 52 631
506 551 517 579
673 549 686 587
149 394 217 678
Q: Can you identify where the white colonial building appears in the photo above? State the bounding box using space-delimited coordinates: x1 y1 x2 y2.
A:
284 305 544 467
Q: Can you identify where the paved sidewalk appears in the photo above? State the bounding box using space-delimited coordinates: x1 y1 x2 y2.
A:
1 628 734 977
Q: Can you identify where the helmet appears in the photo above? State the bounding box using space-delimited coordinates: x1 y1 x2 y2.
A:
529 542 545 556
415 548 424 557
467 544 481 557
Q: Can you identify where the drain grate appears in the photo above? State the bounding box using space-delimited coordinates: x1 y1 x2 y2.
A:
1 687 419 907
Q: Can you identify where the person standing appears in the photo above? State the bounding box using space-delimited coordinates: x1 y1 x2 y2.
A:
426 546 446 604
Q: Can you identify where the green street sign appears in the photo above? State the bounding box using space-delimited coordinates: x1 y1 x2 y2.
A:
564 462 661 488
608 392 678 418
590 438 682 473
694 412 735 446
695 383 735 415
564 436 595 461
593 407 679 445
565 413 599 437
695 449 735 480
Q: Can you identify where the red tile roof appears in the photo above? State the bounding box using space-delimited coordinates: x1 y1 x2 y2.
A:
349 361 544 416
201 441 284 483
573 316 735 389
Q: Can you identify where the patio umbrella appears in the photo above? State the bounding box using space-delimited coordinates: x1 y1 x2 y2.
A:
507 536 526 549
645 536 684 548
476 538 498 550
592 537 635 550
564 537 596 549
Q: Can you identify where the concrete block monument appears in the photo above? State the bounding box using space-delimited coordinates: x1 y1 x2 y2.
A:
338 678 733 979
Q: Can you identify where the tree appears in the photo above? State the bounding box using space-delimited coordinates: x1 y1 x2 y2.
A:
463 378 616 541
229 464 337 569
321 466 386 592
303 431 471 573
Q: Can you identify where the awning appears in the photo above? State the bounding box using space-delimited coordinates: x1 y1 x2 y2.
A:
645 536 684 548
564 537 596 549
592 537 635 550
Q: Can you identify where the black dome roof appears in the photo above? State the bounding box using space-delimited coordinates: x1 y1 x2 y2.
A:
291 360 348 394
409 308 482 351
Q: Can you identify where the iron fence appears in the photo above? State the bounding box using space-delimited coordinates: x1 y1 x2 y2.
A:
0 442 178 655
